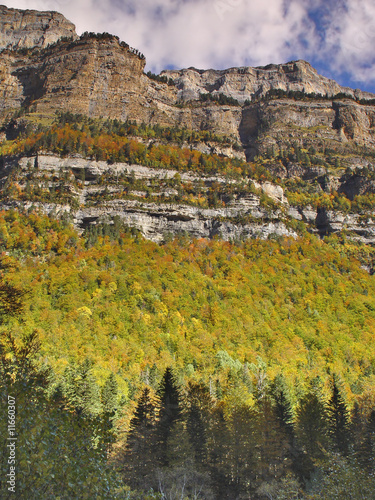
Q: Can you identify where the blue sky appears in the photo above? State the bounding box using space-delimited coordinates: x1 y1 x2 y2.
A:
4 0 375 93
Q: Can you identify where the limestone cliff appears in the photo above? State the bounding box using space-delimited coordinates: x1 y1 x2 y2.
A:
1 154 375 244
0 5 77 50
1 4 375 163
162 61 375 104
1 5 375 245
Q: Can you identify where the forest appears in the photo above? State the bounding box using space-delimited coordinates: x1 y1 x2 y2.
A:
3 112 375 217
0 209 375 498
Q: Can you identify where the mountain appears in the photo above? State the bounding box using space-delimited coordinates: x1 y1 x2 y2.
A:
0 5 374 154
2 6 375 499
0 4 77 49
0 6 375 245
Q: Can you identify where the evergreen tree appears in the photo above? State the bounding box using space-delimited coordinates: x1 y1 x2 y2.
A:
361 409 375 471
185 381 212 466
271 375 304 481
271 375 294 439
350 400 367 465
63 358 102 416
206 403 232 499
225 403 258 498
101 372 119 414
326 376 350 456
296 391 328 458
152 367 182 468
254 394 291 492
0 331 121 499
121 386 158 491
295 390 328 479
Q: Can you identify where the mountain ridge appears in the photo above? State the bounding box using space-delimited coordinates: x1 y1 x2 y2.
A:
1 5 375 247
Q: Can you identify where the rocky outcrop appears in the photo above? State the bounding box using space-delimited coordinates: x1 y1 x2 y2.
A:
0 5 77 50
239 98 375 160
1 154 375 244
1 5 375 245
0 154 295 242
1 5 375 164
162 61 375 104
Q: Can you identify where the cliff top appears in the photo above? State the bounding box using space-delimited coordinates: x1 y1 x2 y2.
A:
0 4 77 50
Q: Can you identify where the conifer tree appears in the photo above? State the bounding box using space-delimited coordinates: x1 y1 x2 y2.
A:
271 375 294 439
101 372 119 414
350 400 367 464
254 394 291 491
152 367 182 468
185 381 212 467
63 358 102 416
207 403 232 499
271 375 304 481
361 409 375 471
0 331 121 499
225 403 258 498
295 390 328 479
122 386 158 491
326 376 350 456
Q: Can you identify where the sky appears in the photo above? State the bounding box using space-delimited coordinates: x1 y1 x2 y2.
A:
3 0 375 93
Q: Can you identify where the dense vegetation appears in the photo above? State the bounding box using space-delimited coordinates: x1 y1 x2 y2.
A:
3 112 375 217
1 104 375 497
248 87 375 106
0 210 374 498
0 113 248 178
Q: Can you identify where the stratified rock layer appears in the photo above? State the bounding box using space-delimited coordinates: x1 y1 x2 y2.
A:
1 5 375 245
162 61 375 103
0 5 77 49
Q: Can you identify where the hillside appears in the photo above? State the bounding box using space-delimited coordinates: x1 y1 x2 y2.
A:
0 5 375 500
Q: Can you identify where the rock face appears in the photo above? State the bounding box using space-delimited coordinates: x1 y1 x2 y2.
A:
0 5 77 50
1 5 375 163
0 154 296 242
1 154 375 244
162 61 375 104
239 98 375 159
1 5 375 245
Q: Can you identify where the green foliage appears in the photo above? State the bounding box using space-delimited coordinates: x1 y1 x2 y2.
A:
153 368 182 468
0 331 124 499
306 455 375 499
102 372 119 413
0 210 375 497
0 210 374 397
251 87 375 106
146 71 174 86
326 376 350 456
199 93 241 106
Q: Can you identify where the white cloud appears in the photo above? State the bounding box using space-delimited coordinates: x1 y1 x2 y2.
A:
3 0 375 89
320 0 375 84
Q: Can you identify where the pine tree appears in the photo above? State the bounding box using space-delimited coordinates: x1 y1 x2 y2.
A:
101 372 118 414
361 409 375 471
254 394 291 491
122 386 158 491
152 367 182 468
63 358 102 417
326 376 350 456
0 332 120 499
225 403 258 498
271 375 294 439
350 400 367 464
207 403 232 499
271 375 304 481
296 391 328 457
185 381 212 466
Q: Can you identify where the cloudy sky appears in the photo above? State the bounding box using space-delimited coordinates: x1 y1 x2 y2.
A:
4 0 375 92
